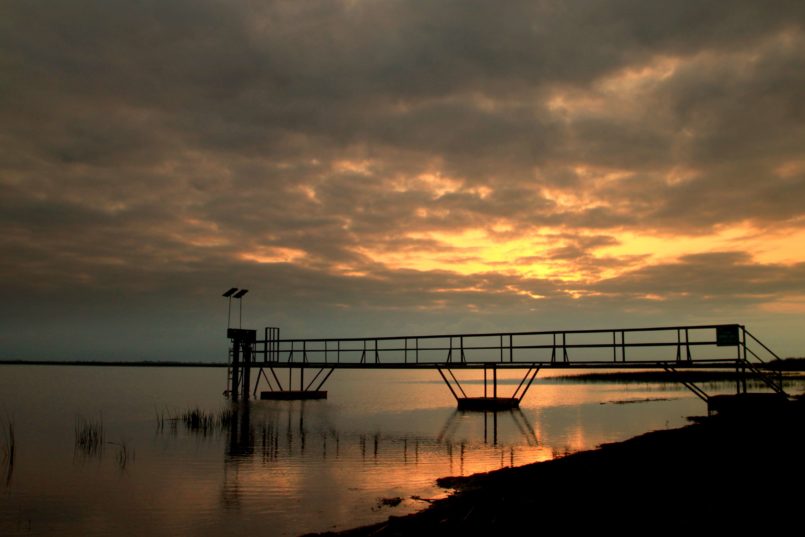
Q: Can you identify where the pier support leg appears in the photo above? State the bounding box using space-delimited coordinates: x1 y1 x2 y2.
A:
242 342 251 401
227 329 256 401
231 343 240 401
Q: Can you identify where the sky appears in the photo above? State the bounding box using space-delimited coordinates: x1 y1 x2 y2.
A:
1 0 804 361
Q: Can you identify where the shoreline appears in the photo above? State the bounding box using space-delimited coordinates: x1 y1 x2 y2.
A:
313 396 804 535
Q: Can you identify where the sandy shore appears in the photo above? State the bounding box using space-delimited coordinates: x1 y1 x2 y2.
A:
310 395 803 535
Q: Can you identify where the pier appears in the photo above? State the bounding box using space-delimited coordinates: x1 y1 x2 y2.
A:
225 324 788 411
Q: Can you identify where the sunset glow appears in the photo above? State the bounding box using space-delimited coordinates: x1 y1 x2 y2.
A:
1 0 803 360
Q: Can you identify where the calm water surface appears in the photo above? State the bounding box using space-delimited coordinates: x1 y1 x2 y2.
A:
1 366 795 536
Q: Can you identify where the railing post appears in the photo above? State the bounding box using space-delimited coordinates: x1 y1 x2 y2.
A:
676 329 681 362
613 331 617 362
621 330 626 362
685 328 691 360
551 333 556 363
493 364 497 399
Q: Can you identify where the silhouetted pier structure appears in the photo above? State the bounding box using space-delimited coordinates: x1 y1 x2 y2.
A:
226 324 787 411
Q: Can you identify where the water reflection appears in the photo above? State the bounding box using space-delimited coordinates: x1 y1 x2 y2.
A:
437 409 538 446
212 401 547 517
4 366 747 537
216 402 541 465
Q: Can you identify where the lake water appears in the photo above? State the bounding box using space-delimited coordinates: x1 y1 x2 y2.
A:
0 366 798 536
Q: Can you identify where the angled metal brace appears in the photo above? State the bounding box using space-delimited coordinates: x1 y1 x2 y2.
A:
663 366 709 402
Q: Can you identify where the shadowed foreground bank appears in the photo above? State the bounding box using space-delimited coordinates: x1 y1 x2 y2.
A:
311 397 804 535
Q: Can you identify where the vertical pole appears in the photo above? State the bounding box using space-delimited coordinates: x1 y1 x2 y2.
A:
613 331 617 362
264 327 268 362
499 335 503 363
493 410 498 445
484 368 487 398
493 365 497 399
685 328 691 360
242 340 251 401
231 338 240 401
509 335 513 363
551 333 556 363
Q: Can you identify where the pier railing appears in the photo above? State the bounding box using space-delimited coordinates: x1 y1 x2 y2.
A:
254 324 765 369
227 323 788 404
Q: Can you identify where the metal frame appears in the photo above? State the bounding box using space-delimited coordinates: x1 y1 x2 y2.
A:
230 323 787 404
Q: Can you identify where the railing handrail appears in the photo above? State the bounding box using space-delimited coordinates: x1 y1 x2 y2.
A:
258 323 738 344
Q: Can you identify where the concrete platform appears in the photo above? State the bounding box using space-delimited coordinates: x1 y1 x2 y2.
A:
260 390 327 400
457 397 519 411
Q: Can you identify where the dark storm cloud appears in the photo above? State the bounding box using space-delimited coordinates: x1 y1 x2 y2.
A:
2 0 805 358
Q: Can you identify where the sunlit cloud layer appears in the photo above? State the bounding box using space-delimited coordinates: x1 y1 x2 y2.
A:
1 1 804 359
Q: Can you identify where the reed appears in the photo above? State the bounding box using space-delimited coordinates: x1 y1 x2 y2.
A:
182 407 216 431
108 439 134 470
75 415 104 456
2 417 14 484
218 407 236 428
173 406 239 435
155 407 179 431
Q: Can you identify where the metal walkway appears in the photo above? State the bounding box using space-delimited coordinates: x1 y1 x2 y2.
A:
225 323 788 409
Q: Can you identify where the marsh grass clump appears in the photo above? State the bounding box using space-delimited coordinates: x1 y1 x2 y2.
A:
155 407 179 432
182 407 216 432
218 407 236 428
172 407 238 436
75 415 104 457
2 417 14 485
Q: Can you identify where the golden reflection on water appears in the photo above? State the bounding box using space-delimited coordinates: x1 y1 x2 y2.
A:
0 366 722 536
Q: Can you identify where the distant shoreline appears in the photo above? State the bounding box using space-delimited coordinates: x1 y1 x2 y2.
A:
0 360 229 367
